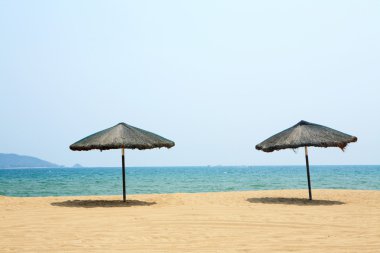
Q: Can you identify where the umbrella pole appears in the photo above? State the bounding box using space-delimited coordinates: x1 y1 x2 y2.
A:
304 146 312 200
122 148 126 202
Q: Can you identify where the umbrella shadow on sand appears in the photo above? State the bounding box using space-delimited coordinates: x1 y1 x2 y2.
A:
51 199 156 208
246 197 345 206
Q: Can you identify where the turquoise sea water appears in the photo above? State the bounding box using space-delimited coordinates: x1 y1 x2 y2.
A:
0 166 379 197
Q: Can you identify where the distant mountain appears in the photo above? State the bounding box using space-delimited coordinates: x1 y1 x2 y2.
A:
0 153 61 168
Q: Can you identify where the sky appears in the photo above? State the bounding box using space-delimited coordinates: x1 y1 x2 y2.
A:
0 1 379 167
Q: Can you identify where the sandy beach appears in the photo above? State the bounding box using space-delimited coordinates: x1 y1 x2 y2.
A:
1 190 379 252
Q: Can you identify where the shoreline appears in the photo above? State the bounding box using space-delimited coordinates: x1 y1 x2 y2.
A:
1 187 380 200
1 189 379 252
1 188 380 199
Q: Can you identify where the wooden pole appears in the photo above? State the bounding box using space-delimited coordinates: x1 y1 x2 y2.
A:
304 146 312 200
122 148 126 202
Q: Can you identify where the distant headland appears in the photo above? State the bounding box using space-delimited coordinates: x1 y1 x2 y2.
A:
0 153 62 168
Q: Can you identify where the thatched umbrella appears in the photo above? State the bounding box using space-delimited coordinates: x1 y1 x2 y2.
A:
255 120 357 200
70 122 175 202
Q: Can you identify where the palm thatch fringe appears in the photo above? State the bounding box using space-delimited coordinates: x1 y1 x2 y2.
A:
70 123 175 151
255 120 357 153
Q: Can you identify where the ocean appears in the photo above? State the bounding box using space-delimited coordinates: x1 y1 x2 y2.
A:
0 166 379 197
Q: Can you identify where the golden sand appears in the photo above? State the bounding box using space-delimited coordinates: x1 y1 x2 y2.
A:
1 190 379 252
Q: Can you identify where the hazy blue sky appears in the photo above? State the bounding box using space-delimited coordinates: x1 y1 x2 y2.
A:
1 1 379 167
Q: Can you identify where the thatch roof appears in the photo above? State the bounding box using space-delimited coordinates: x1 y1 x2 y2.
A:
70 123 175 151
255 120 357 153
